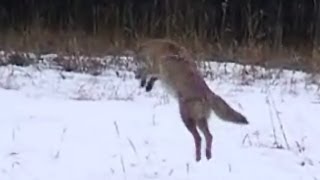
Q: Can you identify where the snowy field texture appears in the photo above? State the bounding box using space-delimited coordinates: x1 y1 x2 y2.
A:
1 55 320 180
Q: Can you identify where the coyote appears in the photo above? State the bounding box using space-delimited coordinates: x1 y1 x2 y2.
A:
134 39 249 161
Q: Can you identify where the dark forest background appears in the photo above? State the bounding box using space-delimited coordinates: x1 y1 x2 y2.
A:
1 0 320 71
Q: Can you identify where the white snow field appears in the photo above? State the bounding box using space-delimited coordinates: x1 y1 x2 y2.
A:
0 57 320 180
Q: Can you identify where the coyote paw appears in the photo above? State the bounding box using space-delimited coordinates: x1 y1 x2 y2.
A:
146 83 153 92
140 79 146 88
206 148 212 160
196 154 201 162
195 149 201 162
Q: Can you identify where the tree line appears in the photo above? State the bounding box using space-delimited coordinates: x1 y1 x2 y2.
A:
0 0 319 51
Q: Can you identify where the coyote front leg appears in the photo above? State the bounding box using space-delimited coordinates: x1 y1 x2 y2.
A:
145 76 158 92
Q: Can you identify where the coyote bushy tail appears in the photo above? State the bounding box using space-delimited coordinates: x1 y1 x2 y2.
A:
133 38 249 162
208 92 248 125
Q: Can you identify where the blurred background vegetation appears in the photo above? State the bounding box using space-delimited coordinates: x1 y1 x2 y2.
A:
0 0 320 71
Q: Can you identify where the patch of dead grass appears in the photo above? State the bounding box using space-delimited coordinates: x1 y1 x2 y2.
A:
1 29 320 74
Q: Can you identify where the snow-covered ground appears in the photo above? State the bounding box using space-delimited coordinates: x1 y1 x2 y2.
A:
0 58 320 180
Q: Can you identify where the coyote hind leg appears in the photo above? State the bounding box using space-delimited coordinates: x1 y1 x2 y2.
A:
184 118 202 161
198 118 213 160
179 100 202 161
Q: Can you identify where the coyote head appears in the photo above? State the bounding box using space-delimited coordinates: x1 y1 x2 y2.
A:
132 53 159 90
131 53 150 88
132 54 147 78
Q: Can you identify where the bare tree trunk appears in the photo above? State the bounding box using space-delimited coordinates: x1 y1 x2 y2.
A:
274 0 283 53
313 0 320 49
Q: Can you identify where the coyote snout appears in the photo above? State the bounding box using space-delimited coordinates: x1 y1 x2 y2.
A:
134 39 249 161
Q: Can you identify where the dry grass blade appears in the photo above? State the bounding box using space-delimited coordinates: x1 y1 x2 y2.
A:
268 93 291 150
127 138 138 157
114 121 121 138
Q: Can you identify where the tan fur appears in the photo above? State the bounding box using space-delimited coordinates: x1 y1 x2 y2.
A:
135 39 192 76
134 38 249 161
